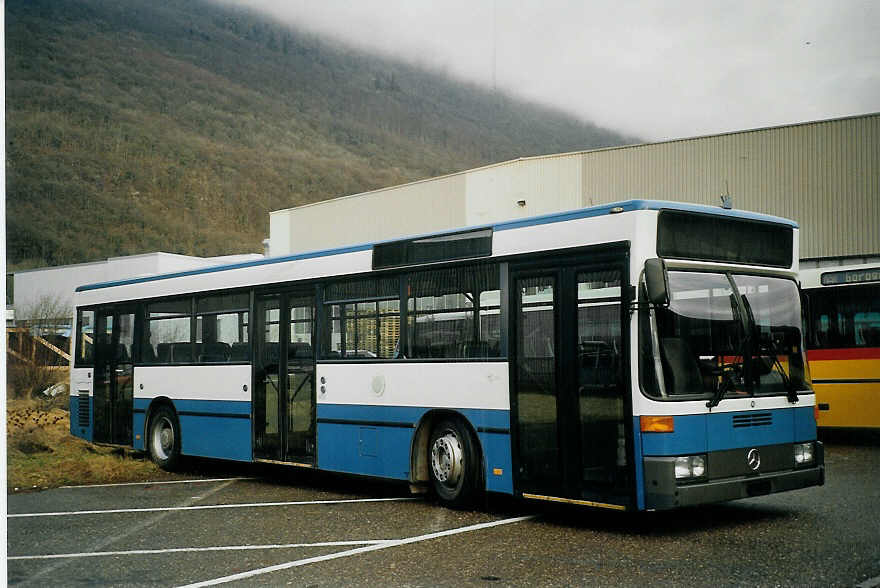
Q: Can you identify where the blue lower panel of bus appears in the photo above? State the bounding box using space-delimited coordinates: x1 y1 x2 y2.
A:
316 404 513 494
639 407 817 457
133 398 252 462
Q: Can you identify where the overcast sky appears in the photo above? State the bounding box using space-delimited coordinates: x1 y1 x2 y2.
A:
230 0 879 142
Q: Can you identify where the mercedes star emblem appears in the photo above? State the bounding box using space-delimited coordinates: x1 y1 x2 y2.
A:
747 448 761 471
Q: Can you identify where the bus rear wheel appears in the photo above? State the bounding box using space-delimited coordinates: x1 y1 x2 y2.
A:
429 418 481 507
148 405 181 471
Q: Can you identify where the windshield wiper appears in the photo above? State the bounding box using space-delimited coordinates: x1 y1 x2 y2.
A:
769 343 799 403
707 362 739 408
707 283 753 409
706 292 744 408
744 295 799 404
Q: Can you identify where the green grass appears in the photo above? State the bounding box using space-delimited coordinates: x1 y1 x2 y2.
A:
6 397 179 492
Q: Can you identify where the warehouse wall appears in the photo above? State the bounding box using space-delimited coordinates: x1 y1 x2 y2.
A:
269 172 468 256
578 113 879 259
269 113 879 261
464 154 583 226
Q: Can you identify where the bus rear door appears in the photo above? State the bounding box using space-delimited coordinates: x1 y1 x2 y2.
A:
92 308 135 446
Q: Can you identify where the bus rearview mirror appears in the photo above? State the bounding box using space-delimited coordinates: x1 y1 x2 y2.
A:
645 258 669 306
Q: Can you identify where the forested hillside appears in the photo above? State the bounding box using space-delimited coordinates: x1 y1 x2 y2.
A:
5 0 633 269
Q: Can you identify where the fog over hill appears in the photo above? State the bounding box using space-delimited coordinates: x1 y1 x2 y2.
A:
5 0 633 269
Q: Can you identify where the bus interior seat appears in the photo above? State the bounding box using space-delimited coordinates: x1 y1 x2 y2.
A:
861 327 880 346
229 342 250 361
141 344 158 363
462 341 491 358
114 344 130 363
170 342 193 363
660 338 703 394
94 342 120 364
199 342 230 363
156 343 171 363
264 342 280 364
289 342 313 360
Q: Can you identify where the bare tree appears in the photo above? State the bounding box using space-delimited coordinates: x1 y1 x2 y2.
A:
7 294 72 399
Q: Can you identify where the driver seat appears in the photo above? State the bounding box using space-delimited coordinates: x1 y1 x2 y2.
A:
661 338 704 394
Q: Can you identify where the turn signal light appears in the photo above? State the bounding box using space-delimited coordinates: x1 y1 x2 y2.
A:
640 415 674 433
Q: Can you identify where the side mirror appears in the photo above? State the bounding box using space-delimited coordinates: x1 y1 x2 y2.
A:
645 258 669 306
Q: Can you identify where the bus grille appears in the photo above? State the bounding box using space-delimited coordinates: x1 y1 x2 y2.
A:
732 412 772 428
78 392 90 427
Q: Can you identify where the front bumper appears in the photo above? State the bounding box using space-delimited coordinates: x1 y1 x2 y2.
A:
643 442 825 510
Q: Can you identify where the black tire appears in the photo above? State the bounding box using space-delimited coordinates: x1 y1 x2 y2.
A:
147 405 182 471
428 418 482 507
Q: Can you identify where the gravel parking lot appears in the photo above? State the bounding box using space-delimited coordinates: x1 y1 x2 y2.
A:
7 438 880 587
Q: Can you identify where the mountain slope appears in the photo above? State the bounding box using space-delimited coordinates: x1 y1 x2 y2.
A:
5 0 634 269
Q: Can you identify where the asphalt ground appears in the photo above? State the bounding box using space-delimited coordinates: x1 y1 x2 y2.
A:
7 435 880 587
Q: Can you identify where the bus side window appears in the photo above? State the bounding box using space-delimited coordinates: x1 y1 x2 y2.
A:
143 298 192 364
195 293 250 364
322 277 399 360
406 263 500 360
75 310 96 367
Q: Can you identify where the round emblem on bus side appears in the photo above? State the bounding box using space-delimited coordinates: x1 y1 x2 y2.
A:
371 375 386 397
747 448 761 471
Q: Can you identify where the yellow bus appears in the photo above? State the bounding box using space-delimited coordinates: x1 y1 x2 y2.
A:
801 263 880 429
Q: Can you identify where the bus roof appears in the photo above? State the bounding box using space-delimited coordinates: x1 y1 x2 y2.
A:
76 199 798 293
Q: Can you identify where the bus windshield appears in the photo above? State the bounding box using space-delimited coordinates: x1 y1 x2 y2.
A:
641 270 810 401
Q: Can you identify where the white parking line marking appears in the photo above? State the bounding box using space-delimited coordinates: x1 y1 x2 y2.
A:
179 515 536 588
14 479 238 587
59 477 257 489
8 497 419 518
9 541 393 561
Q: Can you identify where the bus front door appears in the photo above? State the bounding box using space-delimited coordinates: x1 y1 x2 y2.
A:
511 261 632 509
92 309 135 446
253 291 317 465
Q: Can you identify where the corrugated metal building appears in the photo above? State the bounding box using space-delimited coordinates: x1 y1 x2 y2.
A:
269 113 879 264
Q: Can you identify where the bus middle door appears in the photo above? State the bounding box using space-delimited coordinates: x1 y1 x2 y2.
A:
254 291 317 465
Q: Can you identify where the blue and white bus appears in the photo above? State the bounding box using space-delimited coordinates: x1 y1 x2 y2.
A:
70 200 824 510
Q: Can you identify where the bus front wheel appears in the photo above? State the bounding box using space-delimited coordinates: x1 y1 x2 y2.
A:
429 418 480 507
148 405 181 471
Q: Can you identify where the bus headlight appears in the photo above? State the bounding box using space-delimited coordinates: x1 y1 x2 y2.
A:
794 442 814 465
674 455 707 480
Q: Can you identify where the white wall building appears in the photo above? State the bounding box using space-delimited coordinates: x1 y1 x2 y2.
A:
10 252 263 323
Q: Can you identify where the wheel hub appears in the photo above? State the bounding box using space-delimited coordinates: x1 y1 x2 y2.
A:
160 426 173 450
431 432 463 486
151 417 174 460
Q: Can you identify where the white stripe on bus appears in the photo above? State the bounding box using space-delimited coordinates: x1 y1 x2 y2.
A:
7 497 419 518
